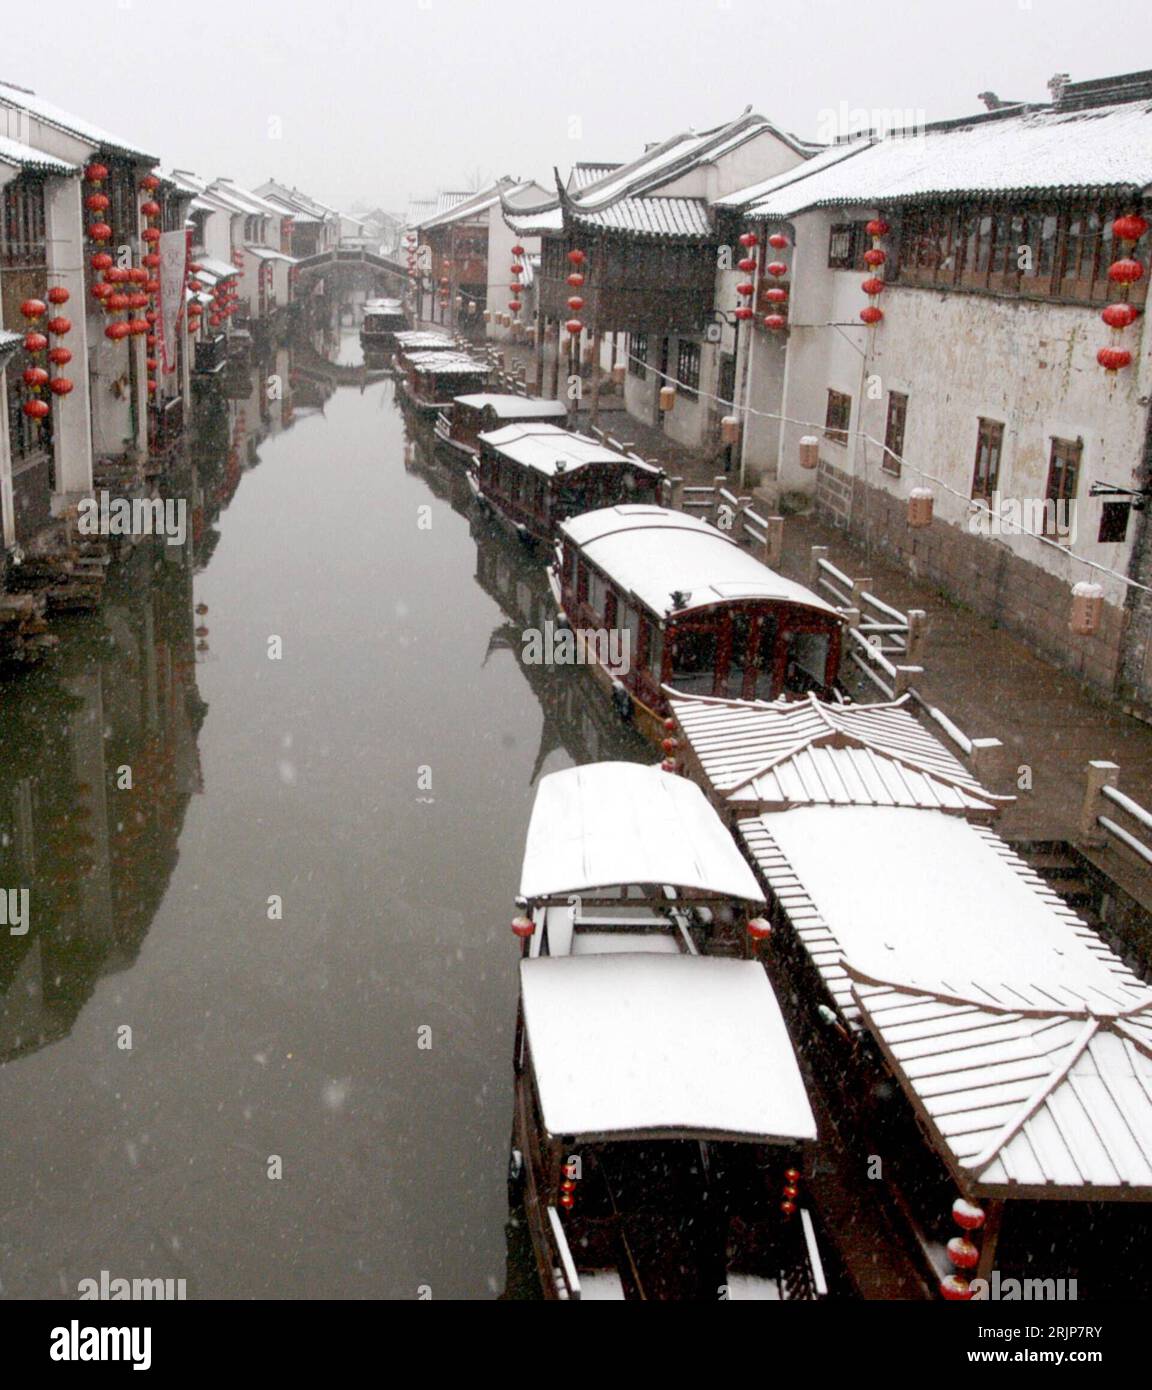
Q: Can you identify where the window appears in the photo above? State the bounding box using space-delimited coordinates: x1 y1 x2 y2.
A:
1 174 47 268
1045 437 1082 536
676 339 701 398
883 392 907 476
1099 502 1131 545
825 390 851 447
972 419 1004 501
629 332 648 380
828 222 868 270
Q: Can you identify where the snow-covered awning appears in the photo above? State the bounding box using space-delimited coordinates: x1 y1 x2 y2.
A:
478 423 662 479
520 954 816 1142
0 135 77 176
738 803 1152 1198
519 761 765 904
244 244 297 264
559 506 841 620
193 256 240 281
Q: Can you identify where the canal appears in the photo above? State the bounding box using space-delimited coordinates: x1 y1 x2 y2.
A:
0 313 647 1299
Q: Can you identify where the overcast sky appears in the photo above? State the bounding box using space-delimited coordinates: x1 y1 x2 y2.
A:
6 0 1150 214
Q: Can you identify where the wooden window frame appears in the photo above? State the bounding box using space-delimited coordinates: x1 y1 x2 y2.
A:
971 418 1004 502
825 389 852 448
629 331 648 380
883 392 907 476
1044 437 1082 538
675 338 701 398
828 222 867 271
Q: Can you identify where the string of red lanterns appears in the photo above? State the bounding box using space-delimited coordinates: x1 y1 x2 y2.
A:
508 242 525 319
763 231 790 331
939 1197 985 1300
565 247 585 338
1098 213 1147 374
860 217 889 326
734 230 758 323
140 174 162 396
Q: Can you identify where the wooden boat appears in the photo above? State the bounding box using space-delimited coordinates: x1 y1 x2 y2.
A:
547 506 845 745
469 425 664 547
360 297 406 347
434 393 568 463
511 952 826 1300
391 330 456 373
398 352 490 416
668 689 1152 1301
513 760 766 957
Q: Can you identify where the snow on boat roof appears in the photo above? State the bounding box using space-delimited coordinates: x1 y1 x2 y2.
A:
478 423 663 478
668 691 1009 816
560 506 839 619
520 954 816 1142
454 394 567 419
394 331 453 348
406 354 488 374
738 804 1152 1198
365 298 403 311
519 761 765 904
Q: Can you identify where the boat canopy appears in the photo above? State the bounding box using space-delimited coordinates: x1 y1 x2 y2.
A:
365 297 402 312
456 394 567 420
519 761 764 904
479 423 663 479
520 954 817 1143
740 803 1152 1199
394 331 454 350
559 506 839 619
406 353 488 374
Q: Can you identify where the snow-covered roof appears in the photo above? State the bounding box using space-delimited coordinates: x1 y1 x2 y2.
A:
255 180 338 223
243 244 296 263
737 804 1152 1198
0 328 24 357
0 80 155 160
503 204 564 235
365 297 403 311
455 394 567 420
192 256 239 281
714 141 862 210
520 954 816 1142
405 353 488 375
741 99 1152 218
519 761 765 904
669 691 1010 816
568 194 711 239
0 134 76 175
569 162 623 191
393 331 453 350
211 180 287 219
478 423 664 478
559 506 841 620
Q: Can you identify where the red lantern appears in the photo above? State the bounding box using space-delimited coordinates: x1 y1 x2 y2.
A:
567 296 584 311
765 287 788 303
1113 214 1149 243
566 249 585 265
187 321 198 335
147 358 158 371
766 261 787 277
512 244 525 256
145 278 160 294
738 231 759 248
105 267 129 283
940 1275 974 1301
747 917 772 940
780 1200 796 1217
91 252 114 271
865 218 890 238
147 379 158 394
144 252 161 268
142 227 161 243
510 264 523 276
47 316 71 336
107 293 130 312
48 346 72 365
734 306 754 321
565 318 583 335
84 162 109 183
188 261 203 273
863 248 886 268
85 192 110 212
861 277 886 296
508 300 522 312
105 321 131 341
566 272 585 287
860 305 884 325
139 174 161 191
129 292 148 310
22 367 49 388
146 334 157 348
737 257 757 273
23 332 47 353
145 309 157 324
764 314 787 331
1102 302 1139 329
89 222 112 242
131 318 149 335
1108 258 1144 285
511 916 535 939
952 1199 985 1231
736 282 754 297
947 1237 979 1270
1097 346 1132 371
47 286 70 305
20 298 46 320
49 377 74 396
22 398 50 420
768 233 788 249
140 200 161 217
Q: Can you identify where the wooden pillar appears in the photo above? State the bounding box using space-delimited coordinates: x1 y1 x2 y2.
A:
762 516 784 569
974 1199 1004 1285
551 318 562 400
590 326 602 426
534 312 545 397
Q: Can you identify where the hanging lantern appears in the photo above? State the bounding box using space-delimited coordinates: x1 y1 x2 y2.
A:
1108 258 1144 285
22 367 49 389
567 295 584 312
139 173 161 191
764 313 787 331
765 287 787 303
747 917 772 940
511 916 535 939
508 300 522 312
91 252 114 271
1102 303 1139 329
89 222 112 243
865 218 890 238
20 298 46 320
768 233 789 250
860 305 884 325
22 398 50 420
85 192 110 212
720 415 741 445
48 346 72 365
737 256 757 273
511 244 525 256
734 306 755 321
49 377 74 396
1097 346 1132 372
565 318 583 335
147 379 158 395
952 1199 985 1231
91 282 113 303
144 252 160 268
1070 581 1103 636
47 286 70 305
659 384 675 411
738 231 759 248
1113 213 1149 244
23 332 47 353
47 316 71 336
510 264 523 276
799 436 819 470
947 1237 979 1270
940 1275 974 1301
861 277 885 296
105 321 132 341
105 267 129 283
567 248 585 265
736 281 755 297
766 261 787 278
863 247 886 269
908 487 934 527
566 272 584 287
140 199 161 218
84 162 109 183
141 227 161 243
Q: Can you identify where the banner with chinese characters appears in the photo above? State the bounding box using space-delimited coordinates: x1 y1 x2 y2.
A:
157 230 187 375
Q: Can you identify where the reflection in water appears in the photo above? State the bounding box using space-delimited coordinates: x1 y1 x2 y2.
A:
0 316 651 1299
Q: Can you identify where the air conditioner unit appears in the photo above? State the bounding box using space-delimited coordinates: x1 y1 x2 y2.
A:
704 323 723 344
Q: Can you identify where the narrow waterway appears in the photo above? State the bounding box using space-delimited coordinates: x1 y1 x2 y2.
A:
0 319 646 1299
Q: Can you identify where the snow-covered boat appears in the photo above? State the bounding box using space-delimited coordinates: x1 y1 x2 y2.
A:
434 393 567 464
547 505 845 745
360 297 406 347
511 952 826 1300
397 352 490 415
469 425 663 547
512 761 765 957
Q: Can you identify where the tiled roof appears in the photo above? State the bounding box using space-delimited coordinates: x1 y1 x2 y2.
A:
568 194 712 238
0 134 76 175
0 81 155 160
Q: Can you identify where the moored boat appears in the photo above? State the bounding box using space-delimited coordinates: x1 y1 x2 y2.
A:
511 952 827 1300
548 505 845 745
434 393 568 463
391 330 456 373
398 352 490 416
360 297 406 347
470 424 664 547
